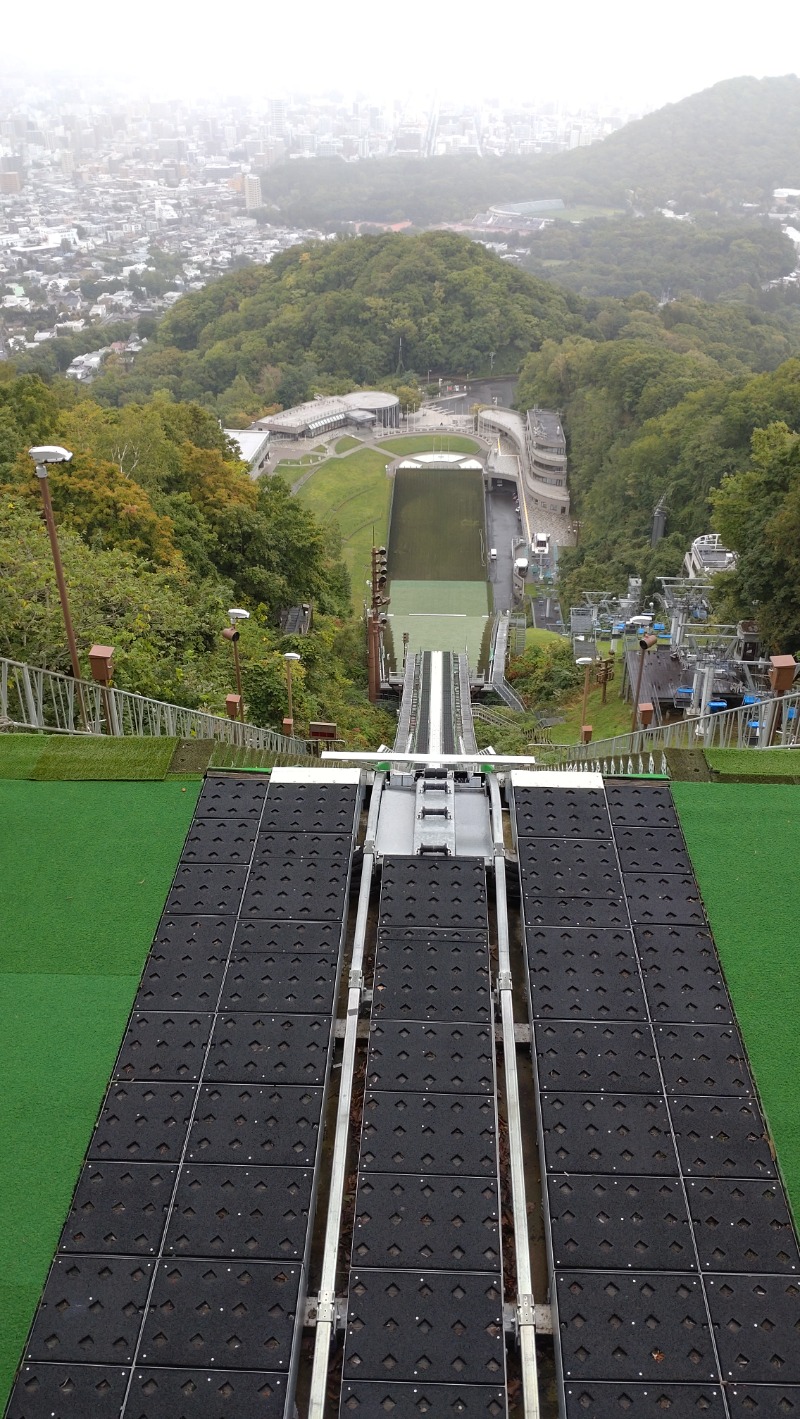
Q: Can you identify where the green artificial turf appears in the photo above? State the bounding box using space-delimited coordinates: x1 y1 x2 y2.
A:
31 735 178 781
705 748 800 782
0 781 200 1408
0 735 51 778
673 783 800 1221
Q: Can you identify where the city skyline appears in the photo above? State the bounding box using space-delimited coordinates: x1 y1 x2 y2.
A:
1 0 799 113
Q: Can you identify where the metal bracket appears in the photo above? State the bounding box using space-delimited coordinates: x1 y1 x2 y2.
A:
348 968 363 991
493 843 507 859
517 1293 536 1327
497 971 513 992
306 1291 347 1330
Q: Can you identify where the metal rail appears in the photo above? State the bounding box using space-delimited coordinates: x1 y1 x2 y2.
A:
488 773 541 1419
0 656 313 756
307 771 385 1419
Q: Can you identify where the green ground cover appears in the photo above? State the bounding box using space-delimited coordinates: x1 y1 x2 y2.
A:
380 435 480 456
334 435 362 453
31 736 178 781
388 468 485 581
0 735 53 778
0 781 199 1409
386 580 491 666
706 748 800 781
295 447 392 611
673 783 800 1222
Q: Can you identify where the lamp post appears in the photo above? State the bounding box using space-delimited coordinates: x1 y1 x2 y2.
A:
29 446 81 684
631 626 658 733
284 651 301 733
576 655 593 740
222 608 249 722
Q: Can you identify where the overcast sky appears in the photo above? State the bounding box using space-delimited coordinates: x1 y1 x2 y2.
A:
2 0 798 112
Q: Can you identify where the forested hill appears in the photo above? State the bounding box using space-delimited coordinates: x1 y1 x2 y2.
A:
90 232 587 410
257 76 800 226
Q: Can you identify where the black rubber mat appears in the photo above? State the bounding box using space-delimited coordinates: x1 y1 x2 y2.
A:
165 865 249 916
366 1022 494 1094
656 1024 752 1095
59 1163 176 1256
606 783 679 827
669 1096 776 1178
637 932 732 1024
563 1382 726 1416
6 1365 131 1418
538 1092 679 1176
180 818 258 863
518 839 622 898
242 851 350 921
187 1084 323 1167
360 1091 497 1176
535 1021 660 1093
232 919 342 955
379 857 487 931
152 915 235 957
164 1165 312 1263
89 1083 197 1163
135 945 229 1011
342 1271 504 1385
526 928 646 1020
220 953 339 1014
556 1271 717 1381
351 1173 500 1272
686 1178 800 1273
205 1012 329 1085
547 1174 694 1270
260 783 358 833
623 873 705 926
195 776 269 819
706 1273 800 1382
25 1255 154 1365
513 786 611 839
521 896 628 929
252 830 354 868
340 1382 507 1416
613 827 692 875
127 1367 287 1417
373 937 491 1023
727 1386 800 1415
113 1011 214 1082
138 1259 301 1371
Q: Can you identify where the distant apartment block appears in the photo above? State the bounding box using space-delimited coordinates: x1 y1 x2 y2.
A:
525 406 570 515
244 174 263 210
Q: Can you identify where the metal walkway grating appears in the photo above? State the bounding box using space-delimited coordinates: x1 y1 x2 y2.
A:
7 774 361 1419
339 856 508 1416
510 776 800 1417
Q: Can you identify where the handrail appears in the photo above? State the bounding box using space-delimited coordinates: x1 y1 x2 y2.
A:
549 690 800 762
0 656 314 756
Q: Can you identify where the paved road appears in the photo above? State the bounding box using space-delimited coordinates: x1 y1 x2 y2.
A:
485 487 523 612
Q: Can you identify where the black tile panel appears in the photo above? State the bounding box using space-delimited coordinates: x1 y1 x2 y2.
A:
521 896 628 929
59 1163 176 1256
547 1174 694 1271
233 919 342 955
138 1259 301 1372
518 839 622 899
113 1012 214 1082
205 1012 330 1086
195 775 268 818
379 857 487 931
6 1365 131 1418
539 1092 679 1176
535 1021 660 1094
373 937 491 1023
707 1274 800 1383
342 1271 504 1386
526 928 646 1020
624 873 706 927
669 1096 776 1178
164 1165 313 1263
727 1387 800 1415
657 1024 752 1096
153 916 236 958
366 1022 494 1095
360 1091 497 1177
241 846 350 921
606 783 679 828
251 830 353 869
352 1173 500 1272
127 1367 287 1417
563 1383 725 1417
556 1271 717 1382
636 926 732 1024
136 945 229 1011
614 827 692 875
220 953 339 1014
513 786 611 839
25 1255 154 1365
687 1178 800 1274
180 818 258 864
89 1083 198 1164
340 1382 507 1416
187 1084 323 1168
261 782 358 833
165 865 249 917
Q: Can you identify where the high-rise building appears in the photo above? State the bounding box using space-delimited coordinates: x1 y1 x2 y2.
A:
244 173 262 209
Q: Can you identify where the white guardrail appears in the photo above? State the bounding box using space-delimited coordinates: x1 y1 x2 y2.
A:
0 656 313 756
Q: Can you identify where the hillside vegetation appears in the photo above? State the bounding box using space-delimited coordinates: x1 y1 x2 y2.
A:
257 77 800 225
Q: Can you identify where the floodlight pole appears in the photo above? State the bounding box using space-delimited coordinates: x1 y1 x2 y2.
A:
35 465 82 688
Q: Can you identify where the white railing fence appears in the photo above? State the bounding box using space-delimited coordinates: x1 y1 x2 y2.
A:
0 657 314 756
